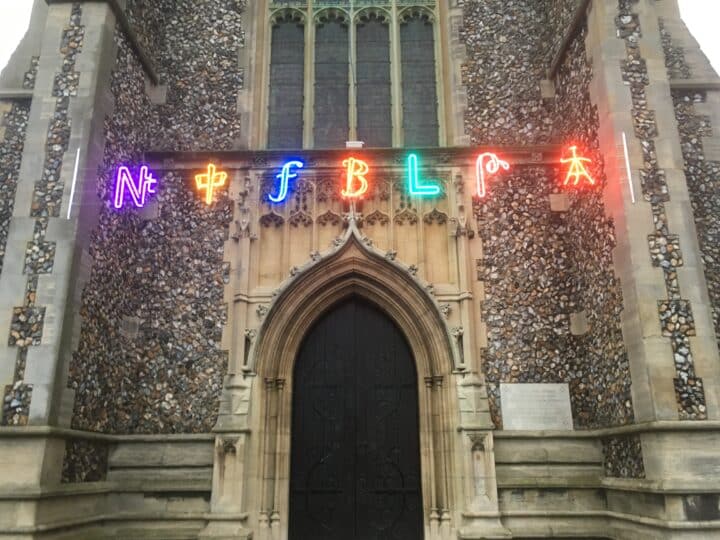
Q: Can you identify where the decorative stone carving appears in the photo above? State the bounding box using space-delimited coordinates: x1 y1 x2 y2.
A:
316 177 340 202
365 209 390 226
394 207 418 225
385 250 397 261
256 305 268 320
222 438 237 455
408 264 419 276
440 304 451 318
288 210 312 228
259 211 284 228
317 209 341 226
424 208 448 225
232 218 250 241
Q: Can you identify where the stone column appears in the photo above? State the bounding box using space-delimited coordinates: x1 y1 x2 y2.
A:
0 0 117 495
585 0 720 485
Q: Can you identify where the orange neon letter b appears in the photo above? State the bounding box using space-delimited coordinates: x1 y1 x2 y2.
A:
341 157 369 199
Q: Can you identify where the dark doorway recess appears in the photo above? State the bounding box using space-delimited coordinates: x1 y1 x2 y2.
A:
289 298 424 540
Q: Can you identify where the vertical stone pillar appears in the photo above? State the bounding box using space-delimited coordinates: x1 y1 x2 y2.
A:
585 0 720 483
0 0 117 491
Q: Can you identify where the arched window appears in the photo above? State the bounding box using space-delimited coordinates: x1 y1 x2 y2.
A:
266 1 440 149
267 10 306 149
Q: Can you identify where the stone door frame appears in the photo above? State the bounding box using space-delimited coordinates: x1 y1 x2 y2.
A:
223 224 462 539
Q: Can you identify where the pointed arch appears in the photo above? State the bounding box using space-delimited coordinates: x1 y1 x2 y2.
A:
245 223 461 537
248 226 459 380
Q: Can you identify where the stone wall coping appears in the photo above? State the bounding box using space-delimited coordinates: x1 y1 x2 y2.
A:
0 426 215 442
493 510 720 530
2 420 719 443
491 420 720 438
0 481 114 500
0 511 214 536
0 90 33 99
602 477 720 495
669 79 720 91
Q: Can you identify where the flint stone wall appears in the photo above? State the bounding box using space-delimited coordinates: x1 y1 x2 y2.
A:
464 0 633 429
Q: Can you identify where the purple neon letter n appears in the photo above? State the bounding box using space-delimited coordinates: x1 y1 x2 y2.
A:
114 165 157 209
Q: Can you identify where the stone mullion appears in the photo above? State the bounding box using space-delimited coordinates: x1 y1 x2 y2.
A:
617 0 709 420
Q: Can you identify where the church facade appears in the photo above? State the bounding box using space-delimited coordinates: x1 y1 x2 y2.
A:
0 0 719 538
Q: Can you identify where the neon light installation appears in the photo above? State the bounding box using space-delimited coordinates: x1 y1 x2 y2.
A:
270 160 304 203
475 153 510 198
561 145 595 187
341 157 369 199
195 163 228 205
407 153 441 197
113 165 157 209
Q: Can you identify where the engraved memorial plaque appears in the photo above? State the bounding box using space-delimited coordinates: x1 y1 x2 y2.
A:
500 383 573 430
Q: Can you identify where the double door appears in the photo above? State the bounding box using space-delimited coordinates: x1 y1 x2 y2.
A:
289 299 423 540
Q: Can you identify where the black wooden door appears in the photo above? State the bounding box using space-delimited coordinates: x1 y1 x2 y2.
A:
289 299 423 540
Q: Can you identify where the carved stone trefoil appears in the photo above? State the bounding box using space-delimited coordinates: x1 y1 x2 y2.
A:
424 208 448 225
365 209 390 226
259 211 284 228
317 210 341 227
394 207 418 226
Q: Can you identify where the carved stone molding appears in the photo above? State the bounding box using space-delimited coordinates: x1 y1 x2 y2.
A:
259 211 284 228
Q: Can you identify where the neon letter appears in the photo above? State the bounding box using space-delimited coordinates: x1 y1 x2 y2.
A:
270 160 304 203
475 153 509 198
407 154 441 197
560 146 595 187
341 157 369 199
113 165 157 209
195 163 228 205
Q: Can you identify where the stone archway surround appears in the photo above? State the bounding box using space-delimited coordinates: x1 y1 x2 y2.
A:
202 221 476 540
252 228 457 540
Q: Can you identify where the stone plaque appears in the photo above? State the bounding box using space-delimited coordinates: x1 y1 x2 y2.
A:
500 383 573 430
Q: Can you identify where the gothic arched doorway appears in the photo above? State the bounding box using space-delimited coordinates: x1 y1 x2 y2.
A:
289 298 424 539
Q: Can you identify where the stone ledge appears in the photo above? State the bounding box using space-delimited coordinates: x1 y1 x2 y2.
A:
492 420 720 438
0 426 216 442
499 509 720 530
602 477 720 495
0 90 33 99
670 79 720 92
0 511 210 535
